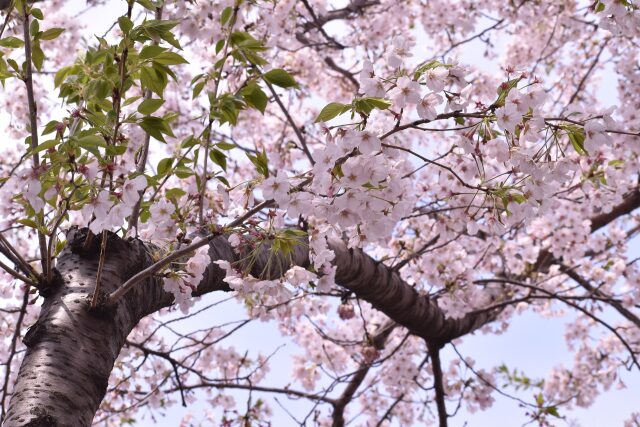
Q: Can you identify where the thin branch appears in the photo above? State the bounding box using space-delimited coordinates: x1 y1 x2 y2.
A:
440 18 506 59
560 264 640 329
565 38 609 108
21 5 48 277
90 231 109 308
427 343 448 427
128 5 164 231
263 79 315 165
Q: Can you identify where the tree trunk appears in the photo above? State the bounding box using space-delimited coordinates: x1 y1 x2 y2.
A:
3 230 159 426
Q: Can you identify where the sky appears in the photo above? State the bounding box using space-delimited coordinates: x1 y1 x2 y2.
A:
1 0 637 426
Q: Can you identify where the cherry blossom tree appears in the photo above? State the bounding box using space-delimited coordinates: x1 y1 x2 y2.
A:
0 0 639 426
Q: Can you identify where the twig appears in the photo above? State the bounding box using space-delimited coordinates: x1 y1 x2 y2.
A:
263 78 315 165
564 38 609 108
91 231 108 308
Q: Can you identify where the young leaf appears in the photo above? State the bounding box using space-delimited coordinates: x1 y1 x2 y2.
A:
118 16 134 34
364 97 392 110
137 98 165 115
77 134 107 148
241 83 268 113
0 37 24 49
263 69 296 88
31 43 45 71
39 28 65 41
153 52 188 65
220 6 233 25
314 102 348 123
156 157 173 176
140 45 167 60
210 149 227 171
32 139 58 153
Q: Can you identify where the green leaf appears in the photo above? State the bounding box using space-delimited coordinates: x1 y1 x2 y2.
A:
181 135 198 148
209 148 227 171
123 95 142 106
139 19 179 34
413 59 444 80
106 145 127 156
567 126 587 155
31 42 45 71
215 175 230 187
139 45 166 60
215 39 225 54
54 239 66 257
54 66 71 88
220 6 233 25
157 157 173 176
140 66 166 97
153 52 188 65
30 19 40 37
216 142 235 150
353 97 390 116
494 78 522 108
263 68 296 88
137 98 165 115
39 28 65 41
314 102 348 123
18 218 40 229
165 187 186 199
87 78 111 100
241 83 268 113
135 0 156 10
246 150 269 177
32 139 58 153
0 37 24 49
546 407 560 418
192 81 205 99
118 16 134 34
139 116 175 143
31 8 44 20
364 97 391 110
175 165 193 179
42 120 60 135
160 31 181 50
77 134 107 148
